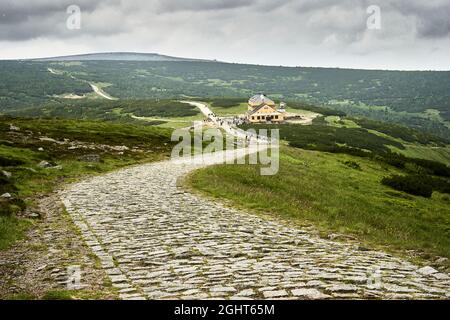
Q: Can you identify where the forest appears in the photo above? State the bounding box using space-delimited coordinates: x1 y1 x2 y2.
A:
0 60 449 139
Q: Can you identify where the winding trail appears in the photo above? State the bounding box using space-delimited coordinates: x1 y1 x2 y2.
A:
60 148 450 300
180 101 269 143
89 83 117 100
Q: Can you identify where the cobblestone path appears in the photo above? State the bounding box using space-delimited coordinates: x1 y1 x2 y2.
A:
60 151 450 300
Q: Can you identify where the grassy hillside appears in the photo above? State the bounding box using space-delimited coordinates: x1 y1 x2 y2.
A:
7 99 203 129
187 116 450 267
0 60 449 138
0 116 174 250
187 146 450 267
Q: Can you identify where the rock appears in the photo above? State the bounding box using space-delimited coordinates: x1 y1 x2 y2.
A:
38 161 61 170
434 257 448 265
210 286 237 293
291 288 330 299
328 233 356 240
36 265 47 271
38 147 44 151
110 275 127 283
417 266 438 276
28 212 41 219
262 290 288 298
326 284 358 293
1 170 12 179
1 193 12 198
236 289 255 297
111 145 129 152
39 137 58 143
78 154 101 163
38 161 53 168
48 165 63 170
9 124 20 131
431 273 449 280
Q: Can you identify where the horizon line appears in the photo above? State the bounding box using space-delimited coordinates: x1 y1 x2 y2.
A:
1 51 450 72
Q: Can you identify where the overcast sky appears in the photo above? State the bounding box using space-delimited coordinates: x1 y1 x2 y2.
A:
0 0 449 70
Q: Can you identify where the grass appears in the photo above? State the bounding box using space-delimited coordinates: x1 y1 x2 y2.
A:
0 116 174 250
389 145 450 164
325 116 360 128
0 216 32 250
132 114 205 129
187 146 450 263
208 102 248 116
6 289 112 300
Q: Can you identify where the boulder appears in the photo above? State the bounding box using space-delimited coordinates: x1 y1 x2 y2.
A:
111 145 129 151
1 193 12 199
28 212 41 219
1 170 12 179
417 266 438 276
78 154 101 163
38 161 53 168
9 124 20 131
38 161 61 170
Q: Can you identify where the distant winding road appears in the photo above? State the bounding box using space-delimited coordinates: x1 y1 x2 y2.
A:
89 83 117 101
47 67 117 101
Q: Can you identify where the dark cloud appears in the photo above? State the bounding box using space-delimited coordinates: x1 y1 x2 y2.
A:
0 0 449 70
0 0 125 40
1 0 449 41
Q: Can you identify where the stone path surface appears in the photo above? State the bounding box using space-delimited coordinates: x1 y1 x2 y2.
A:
60 150 450 300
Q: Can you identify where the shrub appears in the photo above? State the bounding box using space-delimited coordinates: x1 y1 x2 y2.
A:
0 198 26 216
209 98 245 109
377 153 406 169
408 158 450 178
288 101 347 117
378 153 450 178
381 175 433 198
343 160 361 170
0 156 25 167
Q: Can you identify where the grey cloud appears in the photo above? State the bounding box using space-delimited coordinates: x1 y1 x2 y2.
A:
1 0 450 41
0 0 125 41
154 0 256 13
0 0 449 70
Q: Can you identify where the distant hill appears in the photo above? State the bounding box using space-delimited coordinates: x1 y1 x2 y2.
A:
30 52 214 62
0 57 449 138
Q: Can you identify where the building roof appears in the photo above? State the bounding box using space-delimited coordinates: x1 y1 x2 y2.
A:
248 94 275 108
248 104 281 116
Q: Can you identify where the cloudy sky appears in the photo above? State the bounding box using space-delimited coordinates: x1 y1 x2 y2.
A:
0 0 449 70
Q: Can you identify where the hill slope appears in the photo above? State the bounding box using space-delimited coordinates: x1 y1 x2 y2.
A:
0 57 449 138
30 52 213 62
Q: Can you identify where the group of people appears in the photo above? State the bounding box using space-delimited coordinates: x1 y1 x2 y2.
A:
203 112 270 145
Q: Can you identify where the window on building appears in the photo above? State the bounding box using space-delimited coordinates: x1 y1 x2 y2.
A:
257 116 260 120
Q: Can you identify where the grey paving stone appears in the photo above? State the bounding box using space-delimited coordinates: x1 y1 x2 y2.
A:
60 149 450 300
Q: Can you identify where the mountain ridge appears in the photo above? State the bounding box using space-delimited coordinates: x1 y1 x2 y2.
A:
28 52 216 62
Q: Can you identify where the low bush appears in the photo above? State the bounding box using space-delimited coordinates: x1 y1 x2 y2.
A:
381 175 433 198
342 160 361 170
209 98 246 109
408 158 450 178
287 101 347 117
0 156 25 167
